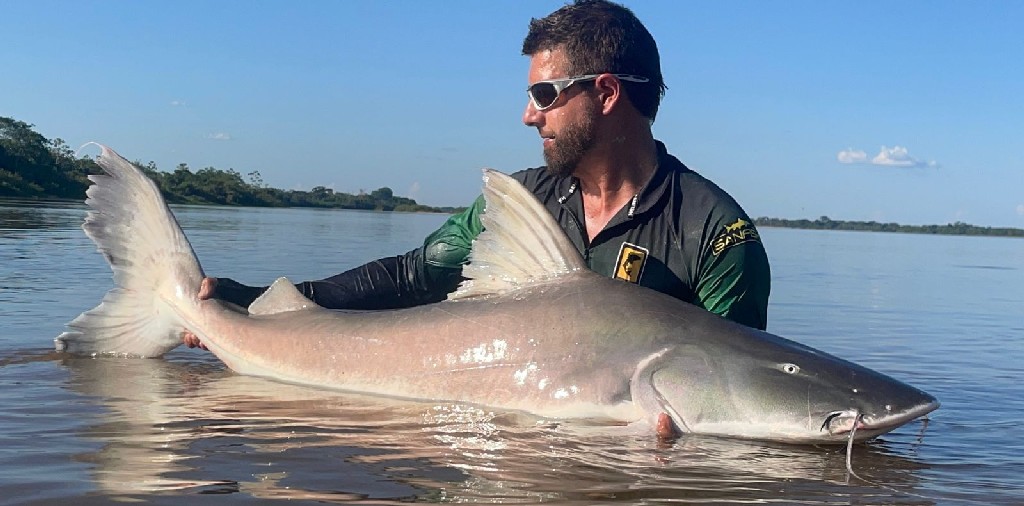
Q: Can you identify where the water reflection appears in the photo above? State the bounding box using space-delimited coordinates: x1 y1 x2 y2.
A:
60 354 937 504
0 199 85 234
61 355 457 501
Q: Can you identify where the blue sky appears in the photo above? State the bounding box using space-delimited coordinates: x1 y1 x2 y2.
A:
3 1 1022 227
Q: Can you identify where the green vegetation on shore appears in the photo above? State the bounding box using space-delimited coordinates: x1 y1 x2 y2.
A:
3 116 1022 237
755 216 1023 238
0 116 459 213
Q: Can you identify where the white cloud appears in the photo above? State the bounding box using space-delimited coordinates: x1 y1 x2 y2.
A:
408 182 421 199
837 145 937 168
206 132 232 141
170 100 186 107
872 145 935 168
837 148 868 164
1016 204 1024 216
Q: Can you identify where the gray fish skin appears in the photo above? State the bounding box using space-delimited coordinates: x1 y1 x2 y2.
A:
56 145 939 444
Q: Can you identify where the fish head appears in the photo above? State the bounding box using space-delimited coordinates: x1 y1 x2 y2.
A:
632 335 939 444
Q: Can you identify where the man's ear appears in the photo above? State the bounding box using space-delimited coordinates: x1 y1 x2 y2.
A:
593 74 623 115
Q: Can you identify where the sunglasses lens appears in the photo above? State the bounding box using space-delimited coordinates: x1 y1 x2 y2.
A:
529 83 559 109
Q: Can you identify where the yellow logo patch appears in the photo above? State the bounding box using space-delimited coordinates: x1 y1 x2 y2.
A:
712 218 761 256
614 243 649 283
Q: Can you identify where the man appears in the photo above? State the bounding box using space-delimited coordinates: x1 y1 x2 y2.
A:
184 0 770 349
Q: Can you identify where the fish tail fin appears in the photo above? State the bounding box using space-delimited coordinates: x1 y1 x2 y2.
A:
55 144 205 357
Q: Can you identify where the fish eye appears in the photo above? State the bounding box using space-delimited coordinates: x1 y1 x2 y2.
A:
780 363 800 374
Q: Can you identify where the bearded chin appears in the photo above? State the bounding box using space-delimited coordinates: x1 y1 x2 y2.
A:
543 115 596 177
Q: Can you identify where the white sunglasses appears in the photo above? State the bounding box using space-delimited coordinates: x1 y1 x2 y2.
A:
527 73 650 110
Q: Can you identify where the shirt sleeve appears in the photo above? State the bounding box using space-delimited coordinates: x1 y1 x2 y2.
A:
694 228 771 330
294 195 487 309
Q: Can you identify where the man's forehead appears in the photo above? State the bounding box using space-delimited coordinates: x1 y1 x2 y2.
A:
528 48 570 79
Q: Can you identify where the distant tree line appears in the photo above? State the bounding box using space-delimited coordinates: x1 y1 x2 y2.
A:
0 116 459 213
755 216 1024 238
3 116 1022 237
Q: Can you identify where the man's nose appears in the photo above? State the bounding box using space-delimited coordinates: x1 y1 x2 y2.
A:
523 99 542 127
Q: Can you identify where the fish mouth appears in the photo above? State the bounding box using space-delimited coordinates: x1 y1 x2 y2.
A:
821 400 940 439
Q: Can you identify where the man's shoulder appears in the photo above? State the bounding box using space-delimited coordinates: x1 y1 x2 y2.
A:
678 170 746 215
508 166 572 204
509 166 557 187
657 148 750 222
678 170 757 241
657 146 763 255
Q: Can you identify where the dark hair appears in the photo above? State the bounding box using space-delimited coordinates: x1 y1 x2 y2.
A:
522 0 666 120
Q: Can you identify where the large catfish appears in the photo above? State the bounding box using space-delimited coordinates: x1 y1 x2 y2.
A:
56 146 938 444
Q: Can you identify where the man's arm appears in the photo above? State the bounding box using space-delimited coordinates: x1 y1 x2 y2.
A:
209 196 487 310
694 237 771 331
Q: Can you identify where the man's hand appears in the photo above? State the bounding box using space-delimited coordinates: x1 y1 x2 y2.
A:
182 277 218 350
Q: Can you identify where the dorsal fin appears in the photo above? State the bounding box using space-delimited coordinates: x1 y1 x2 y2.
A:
449 169 587 300
248 277 315 315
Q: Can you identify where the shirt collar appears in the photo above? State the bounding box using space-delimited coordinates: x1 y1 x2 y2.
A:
628 140 689 218
553 140 689 218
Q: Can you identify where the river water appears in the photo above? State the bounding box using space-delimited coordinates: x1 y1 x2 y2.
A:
1 200 1022 505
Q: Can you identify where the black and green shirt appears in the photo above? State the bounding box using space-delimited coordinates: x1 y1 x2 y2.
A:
218 141 770 330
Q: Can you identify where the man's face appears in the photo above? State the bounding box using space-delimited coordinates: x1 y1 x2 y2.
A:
523 49 599 177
